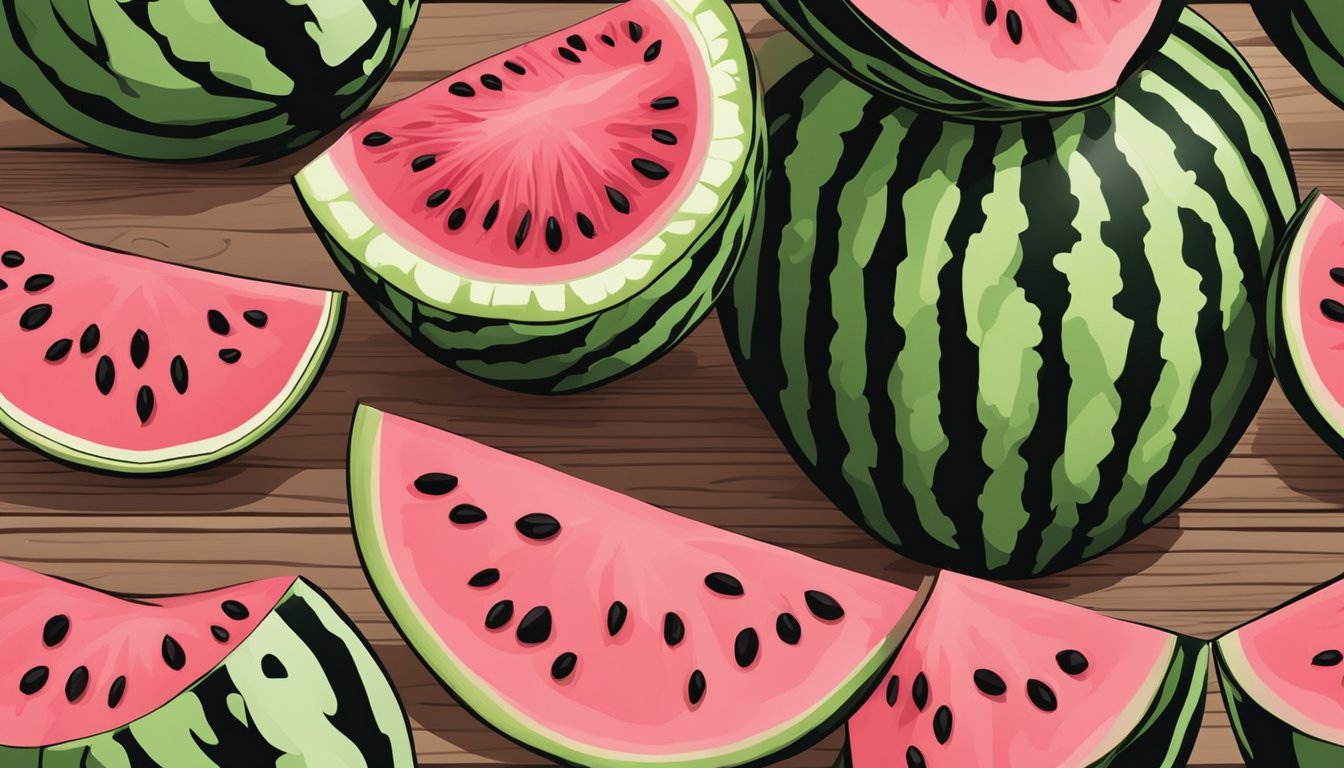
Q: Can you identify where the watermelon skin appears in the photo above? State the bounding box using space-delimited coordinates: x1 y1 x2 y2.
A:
1252 1 1344 112
720 11 1299 578
0 0 418 162
1216 664 1341 767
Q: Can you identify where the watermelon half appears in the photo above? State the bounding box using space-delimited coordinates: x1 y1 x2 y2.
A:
348 405 918 766
1214 574 1344 765
0 207 343 474
0 561 414 766
762 0 1185 119
295 0 763 394
841 571 1208 768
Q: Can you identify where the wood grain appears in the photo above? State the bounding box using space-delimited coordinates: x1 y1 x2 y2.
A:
0 4 1341 766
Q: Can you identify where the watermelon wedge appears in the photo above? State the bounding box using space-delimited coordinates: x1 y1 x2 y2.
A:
0 561 413 766
347 405 918 767
841 572 1208 768
0 207 343 474
1215 574 1344 765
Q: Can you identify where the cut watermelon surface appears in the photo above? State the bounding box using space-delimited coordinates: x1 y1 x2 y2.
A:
0 207 343 474
842 572 1208 768
348 405 917 767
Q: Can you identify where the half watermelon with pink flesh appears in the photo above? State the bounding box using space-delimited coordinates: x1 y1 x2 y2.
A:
1215 574 1344 765
295 0 763 394
763 0 1185 119
0 206 343 474
0 561 413 766
841 571 1207 768
348 405 918 767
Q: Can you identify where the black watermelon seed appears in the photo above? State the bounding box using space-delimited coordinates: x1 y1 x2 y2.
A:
261 654 288 679
468 568 500 587
0 277 6 290
606 186 630 214
449 208 468 230
632 158 669 181
207 309 230 335
934 705 953 744
221 600 250 620
485 600 514 629
600 33 615 46
576 212 595 239
545 216 562 252
19 666 48 695
651 96 679 110
211 625 230 642
483 200 500 231
515 210 532 249
362 131 392 147
551 652 578 680
687 669 706 705
219 348 241 364
427 189 451 208
804 590 844 621
1006 9 1023 43
1027 679 1057 712
599 601 627 638
567 34 587 51
516 513 561 540
1 250 24 267
1331 267 1344 286
517 606 553 644
45 338 72 362
734 627 759 668
449 82 475 97
244 309 268 328
984 0 998 24
775 612 801 645
558 47 580 63
704 572 744 596
504 60 526 75
912 672 929 711
664 612 685 646
130 329 149 369
43 615 70 647
107 676 126 708
170 355 189 395
411 154 437 172
1321 299 1344 322
1056 649 1089 675
628 21 643 42
19 304 51 330
652 128 677 145
1313 650 1344 667
80 324 100 353
906 745 926 768
95 356 115 395
1046 0 1078 23
415 472 458 495
24 273 53 292
161 635 186 670
450 504 487 524
643 40 662 62
885 675 900 706
974 668 1007 697
65 666 89 702
480 73 503 91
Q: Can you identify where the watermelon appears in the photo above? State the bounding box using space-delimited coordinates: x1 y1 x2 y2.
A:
762 0 1185 120
1252 1 1344 111
840 571 1208 768
0 561 414 766
1267 190 1344 458
1214 573 1344 765
295 0 764 394
0 0 418 162
0 206 343 475
720 11 1299 578
347 404 918 767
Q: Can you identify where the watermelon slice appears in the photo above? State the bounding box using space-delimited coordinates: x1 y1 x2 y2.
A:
763 0 1185 119
295 0 763 394
0 561 413 766
1215 574 1344 765
347 405 917 767
0 206 343 474
841 571 1208 768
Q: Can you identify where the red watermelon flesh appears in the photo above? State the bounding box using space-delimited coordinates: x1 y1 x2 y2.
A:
349 405 917 766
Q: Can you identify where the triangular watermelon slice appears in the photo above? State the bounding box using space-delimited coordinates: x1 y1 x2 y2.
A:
0 206 343 474
348 404 917 767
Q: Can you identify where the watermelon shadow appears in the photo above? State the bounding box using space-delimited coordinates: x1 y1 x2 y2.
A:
1250 388 1344 507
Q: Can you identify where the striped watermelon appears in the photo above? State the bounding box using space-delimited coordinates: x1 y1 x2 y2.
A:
722 11 1298 578
1252 1 1344 111
0 0 418 162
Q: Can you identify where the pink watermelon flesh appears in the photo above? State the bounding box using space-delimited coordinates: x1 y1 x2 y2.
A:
0 206 338 467
0 561 289 747
856 0 1165 103
847 572 1177 766
335 0 707 282
1284 193 1344 424
351 406 916 762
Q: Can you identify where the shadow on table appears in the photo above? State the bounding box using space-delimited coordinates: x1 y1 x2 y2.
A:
1250 403 1344 507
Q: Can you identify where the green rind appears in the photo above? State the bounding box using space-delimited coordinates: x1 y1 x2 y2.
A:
762 0 1186 120
347 404 905 767
0 579 415 767
1215 641 1343 766
1252 0 1344 111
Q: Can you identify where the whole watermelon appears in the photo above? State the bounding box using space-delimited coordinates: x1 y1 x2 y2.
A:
722 10 1299 578
0 0 419 162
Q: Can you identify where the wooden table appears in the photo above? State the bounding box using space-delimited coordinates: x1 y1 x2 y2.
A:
1 3 1341 766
